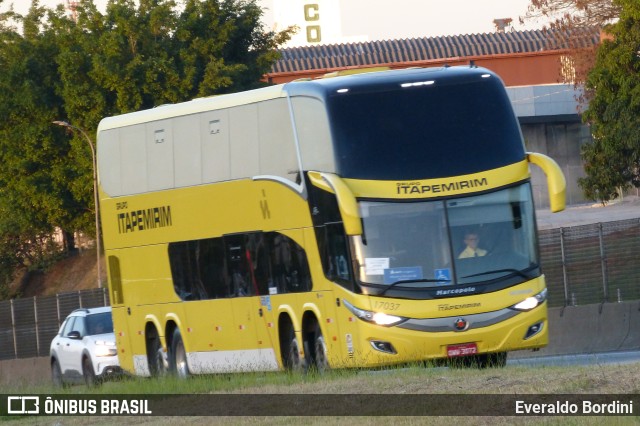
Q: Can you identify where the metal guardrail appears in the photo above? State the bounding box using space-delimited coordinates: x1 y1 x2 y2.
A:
0 217 638 360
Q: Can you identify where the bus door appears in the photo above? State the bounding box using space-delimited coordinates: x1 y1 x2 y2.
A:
313 223 361 368
328 287 362 367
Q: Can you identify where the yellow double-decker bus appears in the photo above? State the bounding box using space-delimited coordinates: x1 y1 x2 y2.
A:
97 66 565 377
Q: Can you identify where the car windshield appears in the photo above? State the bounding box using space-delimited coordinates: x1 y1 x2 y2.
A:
352 183 538 290
85 312 114 335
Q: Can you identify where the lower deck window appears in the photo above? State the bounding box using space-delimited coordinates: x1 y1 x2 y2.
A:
169 232 312 301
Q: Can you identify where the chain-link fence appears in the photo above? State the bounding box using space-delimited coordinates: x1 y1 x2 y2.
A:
0 288 109 361
0 217 638 360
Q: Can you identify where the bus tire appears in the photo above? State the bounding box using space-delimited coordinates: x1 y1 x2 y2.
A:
170 328 190 379
282 324 304 372
312 323 329 373
148 334 168 377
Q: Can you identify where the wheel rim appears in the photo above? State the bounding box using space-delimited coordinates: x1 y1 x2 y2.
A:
287 334 304 372
150 337 168 376
156 346 168 375
314 335 329 372
175 339 189 379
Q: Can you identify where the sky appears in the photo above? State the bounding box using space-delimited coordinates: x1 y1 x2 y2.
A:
3 0 549 46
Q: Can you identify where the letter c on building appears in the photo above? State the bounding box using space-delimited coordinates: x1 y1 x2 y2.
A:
304 4 320 21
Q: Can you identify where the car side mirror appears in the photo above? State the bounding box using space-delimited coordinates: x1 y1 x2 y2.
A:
67 330 82 340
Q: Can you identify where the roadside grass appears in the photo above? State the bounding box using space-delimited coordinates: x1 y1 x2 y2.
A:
3 416 640 426
3 361 640 425
4 360 640 395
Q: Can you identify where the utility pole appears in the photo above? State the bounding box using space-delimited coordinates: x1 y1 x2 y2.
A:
53 120 102 289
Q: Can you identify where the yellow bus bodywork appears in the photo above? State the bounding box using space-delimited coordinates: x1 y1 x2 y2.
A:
101 158 551 374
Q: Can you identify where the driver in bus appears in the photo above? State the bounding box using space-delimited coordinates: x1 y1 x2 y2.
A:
458 230 487 258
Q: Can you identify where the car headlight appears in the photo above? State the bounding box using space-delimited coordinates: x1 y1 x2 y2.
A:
94 340 117 357
510 288 547 312
343 299 407 327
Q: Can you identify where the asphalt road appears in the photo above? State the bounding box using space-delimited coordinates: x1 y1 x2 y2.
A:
535 195 640 230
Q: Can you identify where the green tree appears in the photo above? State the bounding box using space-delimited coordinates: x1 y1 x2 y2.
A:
579 0 640 203
0 1 76 296
0 0 292 297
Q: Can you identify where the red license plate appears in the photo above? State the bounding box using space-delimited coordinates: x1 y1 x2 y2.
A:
447 343 478 357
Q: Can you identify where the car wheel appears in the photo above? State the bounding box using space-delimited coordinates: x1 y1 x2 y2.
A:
51 359 64 388
83 356 98 387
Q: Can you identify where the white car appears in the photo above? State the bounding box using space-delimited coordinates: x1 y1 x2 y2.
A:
50 306 121 387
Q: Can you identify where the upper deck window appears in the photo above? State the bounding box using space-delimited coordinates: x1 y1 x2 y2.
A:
326 74 525 180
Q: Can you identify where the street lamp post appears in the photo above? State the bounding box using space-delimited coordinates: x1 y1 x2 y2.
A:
53 120 102 289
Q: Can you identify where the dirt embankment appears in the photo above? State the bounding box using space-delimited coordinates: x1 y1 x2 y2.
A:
12 248 105 298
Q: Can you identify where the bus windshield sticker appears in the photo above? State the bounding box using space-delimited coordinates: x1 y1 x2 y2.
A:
383 267 423 284
365 258 389 275
434 268 452 285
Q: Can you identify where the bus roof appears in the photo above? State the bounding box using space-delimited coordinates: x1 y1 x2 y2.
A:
97 84 289 132
97 66 493 133
284 66 499 97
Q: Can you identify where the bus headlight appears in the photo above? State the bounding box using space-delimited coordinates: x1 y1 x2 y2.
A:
510 288 547 312
343 299 407 327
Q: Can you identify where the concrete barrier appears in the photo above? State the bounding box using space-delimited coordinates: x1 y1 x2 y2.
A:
619 301 640 351
512 301 640 358
0 356 51 387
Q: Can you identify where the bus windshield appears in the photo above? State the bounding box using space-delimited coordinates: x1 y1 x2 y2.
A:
353 183 538 292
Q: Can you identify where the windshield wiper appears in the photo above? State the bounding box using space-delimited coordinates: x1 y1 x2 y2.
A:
379 278 450 296
462 268 533 280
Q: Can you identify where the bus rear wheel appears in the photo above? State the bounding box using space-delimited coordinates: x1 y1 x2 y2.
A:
282 324 304 372
147 334 168 377
310 324 329 373
169 328 190 379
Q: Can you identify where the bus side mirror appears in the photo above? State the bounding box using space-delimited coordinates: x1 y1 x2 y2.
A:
308 172 363 235
527 152 566 213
